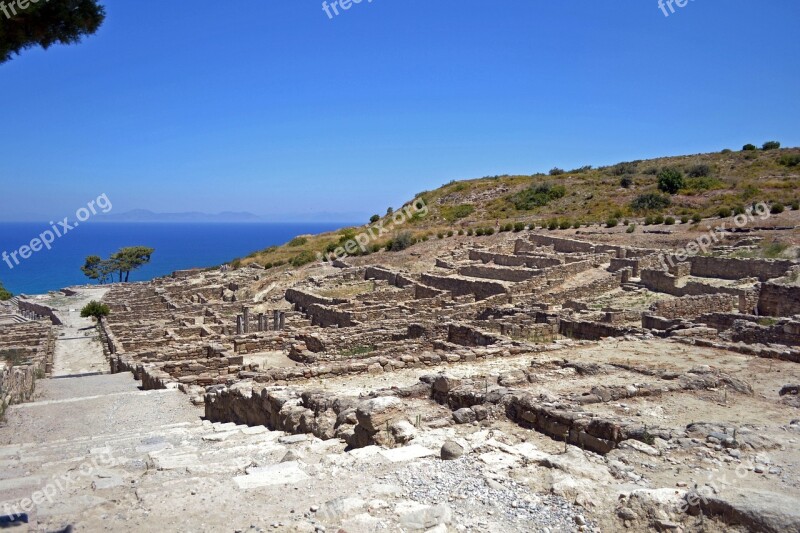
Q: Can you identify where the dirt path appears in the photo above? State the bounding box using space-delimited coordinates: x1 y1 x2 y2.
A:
47 288 109 376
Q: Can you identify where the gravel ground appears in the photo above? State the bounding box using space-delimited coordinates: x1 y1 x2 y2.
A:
389 456 596 532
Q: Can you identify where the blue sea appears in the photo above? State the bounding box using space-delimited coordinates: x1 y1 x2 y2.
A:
0 222 347 296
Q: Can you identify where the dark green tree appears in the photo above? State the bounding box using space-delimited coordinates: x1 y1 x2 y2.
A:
110 246 154 282
0 0 105 64
81 247 153 284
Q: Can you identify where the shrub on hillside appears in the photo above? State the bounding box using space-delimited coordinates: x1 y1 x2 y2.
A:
387 231 414 252
513 222 526 232
687 164 711 178
681 215 690 224
626 224 636 233
691 213 702 223
559 220 572 230
370 214 380 223
717 207 732 218
606 218 618 228
792 201 799 211
631 193 671 212
549 167 565 176
511 183 567 210
620 175 633 188
290 250 316 267
762 141 781 151
653 215 665 224
664 216 675 225
779 154 800 167
441 204 475 221
611 161 639 176
742 144 757 151
721 148 732 154
771 203 785 214
643 216 654 225
657 168 685 194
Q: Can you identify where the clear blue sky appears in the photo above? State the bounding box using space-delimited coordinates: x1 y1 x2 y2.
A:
1 0 798 221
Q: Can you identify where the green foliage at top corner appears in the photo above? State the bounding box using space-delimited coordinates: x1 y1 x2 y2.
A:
0 281 12 301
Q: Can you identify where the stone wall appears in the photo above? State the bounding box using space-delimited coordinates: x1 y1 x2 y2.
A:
305 303 357 328
448 324 501 347
458 264 540 283
559 318 643 340
545 273 622 303
640 269 760 312
758 282 800 317
689 256 795 282
420 273 508 301
649 294 738 320
506 394 627 454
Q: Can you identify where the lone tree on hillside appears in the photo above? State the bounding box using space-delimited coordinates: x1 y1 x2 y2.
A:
81 246 154 284
81 300 110 320
0 280 11 301
1 0 105 64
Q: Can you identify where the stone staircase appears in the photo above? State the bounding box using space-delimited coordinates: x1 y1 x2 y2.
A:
0 388 363 531
0 371 466 532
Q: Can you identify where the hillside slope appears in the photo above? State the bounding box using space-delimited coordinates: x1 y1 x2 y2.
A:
240 145 800 269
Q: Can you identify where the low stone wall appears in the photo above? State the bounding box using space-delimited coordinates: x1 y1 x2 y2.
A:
469 250 563 269
559 318 643 340
448 324 501 347
364 266 398 285
689 256 795 282
233 333 287 354
458 264 540 283
758 282 800 317
506 395 627 454
640 269 760 312
546 273 622 303
305 303 357 328
285 288 347 311
420 273 508 301
0 363 39 417
650 294 738 320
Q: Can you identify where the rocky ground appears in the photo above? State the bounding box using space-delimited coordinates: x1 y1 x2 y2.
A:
1 207 799 532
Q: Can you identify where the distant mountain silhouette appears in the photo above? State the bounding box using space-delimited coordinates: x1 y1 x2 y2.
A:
97 209 263 223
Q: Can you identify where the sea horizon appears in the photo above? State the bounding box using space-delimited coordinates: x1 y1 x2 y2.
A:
0 221 351 296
